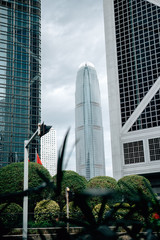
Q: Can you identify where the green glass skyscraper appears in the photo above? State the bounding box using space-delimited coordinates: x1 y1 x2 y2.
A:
0 0 41 166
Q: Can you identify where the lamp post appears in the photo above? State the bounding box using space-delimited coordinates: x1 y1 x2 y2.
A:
23 123 51 240
66 187 70 232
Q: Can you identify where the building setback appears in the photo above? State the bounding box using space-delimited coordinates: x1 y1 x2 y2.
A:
0 0 41 165
75 62 105 180
41 128 57 176
103 0 160 194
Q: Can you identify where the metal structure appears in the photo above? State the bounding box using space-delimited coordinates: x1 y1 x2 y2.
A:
23 123 51 240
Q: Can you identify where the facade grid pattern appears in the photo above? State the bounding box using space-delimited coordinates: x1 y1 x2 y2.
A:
123 140 144 164
0 0 41 165
103 0 160 187
114 0 160 131
149 137 160 161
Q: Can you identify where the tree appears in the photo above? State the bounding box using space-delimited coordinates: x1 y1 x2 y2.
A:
34 200 60 224
117 175 154 203
53 170 87 210
87 176 118 208
0 162 52 211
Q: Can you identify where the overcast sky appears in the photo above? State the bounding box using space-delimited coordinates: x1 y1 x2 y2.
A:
41 0 112 177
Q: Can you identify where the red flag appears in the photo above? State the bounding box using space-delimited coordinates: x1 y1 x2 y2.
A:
37 153 42 165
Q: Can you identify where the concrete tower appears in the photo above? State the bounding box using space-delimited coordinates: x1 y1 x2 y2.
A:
103 0 160 194
75 62 105 180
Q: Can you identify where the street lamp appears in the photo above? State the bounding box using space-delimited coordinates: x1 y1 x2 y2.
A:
66 187 70 232
23 123 51 240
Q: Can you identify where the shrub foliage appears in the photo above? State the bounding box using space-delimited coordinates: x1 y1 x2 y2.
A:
92 203 110 220
53 170 87 210
0 162 51 211
117 175 154 203
87 176 118 208
0 130 160 240
63 202 83 219
34 200 60 224
0 203 22 228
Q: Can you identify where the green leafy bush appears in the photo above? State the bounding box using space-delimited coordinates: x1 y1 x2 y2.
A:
92 203 110 220
113 203 130 220
0 130 160 239
63 202 83 219
117 175 154 203
34 200 60 224
0 203 22 228
0 162 52 211
53 170 87 210
28 220 53 228
87 176 118 208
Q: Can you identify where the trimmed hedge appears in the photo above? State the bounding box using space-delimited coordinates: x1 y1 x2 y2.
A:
87 176 118 208
53 170 87 210
34 200 60 224
0 162 52 211
117 175 154 203
63 202 83 219
0 203 23 228
87 176 117 189
93 203 110 220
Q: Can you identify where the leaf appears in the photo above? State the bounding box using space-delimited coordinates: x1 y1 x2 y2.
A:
56 128 70 195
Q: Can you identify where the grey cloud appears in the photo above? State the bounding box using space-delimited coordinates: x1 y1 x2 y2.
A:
41 0 112 176
42 0 101 25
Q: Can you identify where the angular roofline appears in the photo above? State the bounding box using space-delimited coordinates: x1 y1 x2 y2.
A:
147 0 160 7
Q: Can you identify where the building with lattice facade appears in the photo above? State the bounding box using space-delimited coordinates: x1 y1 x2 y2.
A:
103 0 160 194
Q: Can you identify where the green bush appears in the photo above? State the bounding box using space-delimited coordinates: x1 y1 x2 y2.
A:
87 176 118 208
0 162 52 211
113 203 130 220
53 170 87 210
0 203 23 228
92 203 110 220
28 220 53 228
63 202 83 219
34 200 60 224
117 175 154 203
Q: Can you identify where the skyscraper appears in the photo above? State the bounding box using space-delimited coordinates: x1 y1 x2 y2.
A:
75 62 105 180
0 0 41 166
103 0 160 193
41 128 57 176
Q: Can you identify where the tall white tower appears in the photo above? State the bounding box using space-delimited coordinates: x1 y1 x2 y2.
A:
75 62 105 180
41 128 57 176
103 0 160 194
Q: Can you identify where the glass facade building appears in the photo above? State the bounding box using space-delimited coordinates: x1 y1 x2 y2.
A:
75 62 105 180
103 0 160 193
0 0 41 166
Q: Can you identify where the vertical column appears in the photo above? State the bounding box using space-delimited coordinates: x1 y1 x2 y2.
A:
23 140 29 240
